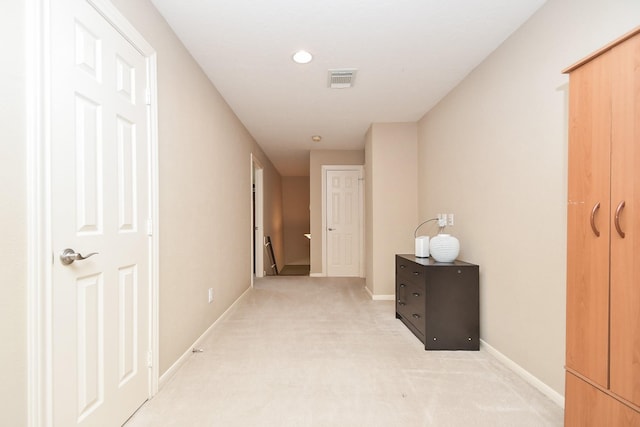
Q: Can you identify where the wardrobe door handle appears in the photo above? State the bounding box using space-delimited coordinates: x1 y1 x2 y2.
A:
615 200 626 238
590 202 600 237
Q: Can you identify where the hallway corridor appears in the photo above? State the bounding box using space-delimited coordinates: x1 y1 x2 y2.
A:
126 276 563 426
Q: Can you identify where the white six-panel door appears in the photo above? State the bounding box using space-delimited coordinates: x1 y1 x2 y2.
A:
325 168 362 277
50 0 151 425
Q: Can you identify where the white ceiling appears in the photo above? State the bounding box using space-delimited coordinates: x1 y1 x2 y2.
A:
149 0 546 176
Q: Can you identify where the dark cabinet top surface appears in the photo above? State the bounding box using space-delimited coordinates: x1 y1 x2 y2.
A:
397 254 477 267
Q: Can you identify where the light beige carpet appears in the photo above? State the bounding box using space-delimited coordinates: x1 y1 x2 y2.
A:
126 276 563 427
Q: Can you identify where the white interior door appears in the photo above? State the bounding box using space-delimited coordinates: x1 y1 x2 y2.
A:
50 0 151 425
325 168 362 277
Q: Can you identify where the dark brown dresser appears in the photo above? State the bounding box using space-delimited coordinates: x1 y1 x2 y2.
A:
395 254 479 350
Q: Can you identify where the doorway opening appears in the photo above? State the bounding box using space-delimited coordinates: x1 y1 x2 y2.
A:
251 155 264 285
280 176 311 276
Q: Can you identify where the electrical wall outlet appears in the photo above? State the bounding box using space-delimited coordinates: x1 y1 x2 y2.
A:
447 213 454 226
437 214 446 227
208 288 214 303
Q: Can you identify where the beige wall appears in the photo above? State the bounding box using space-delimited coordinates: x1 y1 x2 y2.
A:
109 0 283 375
417 0 640 396
309 150 365 275
365 123 418 296
0 1 27 424
282 177 310 265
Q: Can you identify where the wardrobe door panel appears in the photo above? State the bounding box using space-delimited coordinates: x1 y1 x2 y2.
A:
566 51 612 388
610 33 640 407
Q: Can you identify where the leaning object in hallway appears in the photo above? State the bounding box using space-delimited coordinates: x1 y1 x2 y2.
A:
395 254 479 350
264 235 278 275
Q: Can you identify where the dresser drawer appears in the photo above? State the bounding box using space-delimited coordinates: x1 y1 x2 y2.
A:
396 272 426 336
407 286 426 334
397 259 426 284
396 281 410 316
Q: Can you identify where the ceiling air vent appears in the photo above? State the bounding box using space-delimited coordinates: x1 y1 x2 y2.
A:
328 69 357 89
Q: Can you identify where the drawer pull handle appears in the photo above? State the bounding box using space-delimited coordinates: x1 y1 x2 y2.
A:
399 283 406 288
412 314 421 319
412 293 420 297
615 200 626 238
399 265 406 269
398 302 406 306
590 201 600 237
413 272 420 276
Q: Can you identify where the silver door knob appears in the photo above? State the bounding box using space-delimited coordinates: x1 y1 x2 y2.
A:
60 248 99 265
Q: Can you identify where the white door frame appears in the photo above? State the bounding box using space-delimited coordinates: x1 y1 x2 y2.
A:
26 0 160 424
251 154 264 285
321 165 365 277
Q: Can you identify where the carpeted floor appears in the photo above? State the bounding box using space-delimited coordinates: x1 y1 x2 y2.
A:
279 264 310 276
126 276 563 427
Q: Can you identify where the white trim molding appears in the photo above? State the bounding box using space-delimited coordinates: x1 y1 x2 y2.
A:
26 0 53 424
364 286 394 301
309 272 326 278
480 339 565 408
251 154 265 285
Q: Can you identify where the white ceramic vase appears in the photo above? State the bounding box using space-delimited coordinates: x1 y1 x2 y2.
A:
429 233 460 263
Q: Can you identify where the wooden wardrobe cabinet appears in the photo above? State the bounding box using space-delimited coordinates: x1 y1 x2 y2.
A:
564 27 640 426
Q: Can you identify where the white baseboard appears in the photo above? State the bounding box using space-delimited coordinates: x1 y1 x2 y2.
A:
158 286 252 388
364 286 395 301
372 294 394 301
480 339 564 408
309 272 325 277
364 286 373 299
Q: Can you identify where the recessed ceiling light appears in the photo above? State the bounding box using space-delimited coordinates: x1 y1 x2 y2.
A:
292 50 313 64
311 135 322 142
